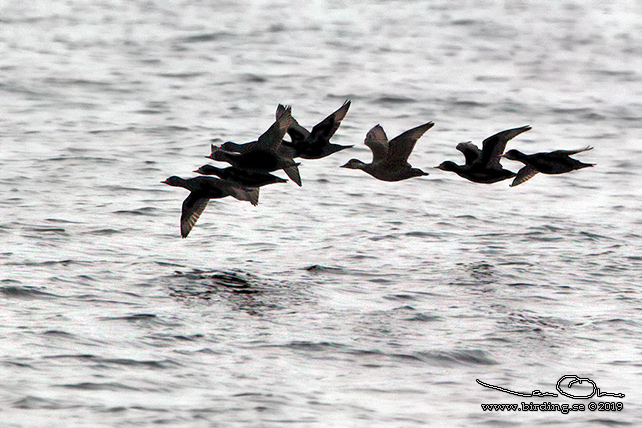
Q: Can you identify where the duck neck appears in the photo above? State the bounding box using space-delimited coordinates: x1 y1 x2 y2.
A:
510 150 529 162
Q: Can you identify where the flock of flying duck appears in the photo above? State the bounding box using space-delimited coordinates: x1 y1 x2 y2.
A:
163 101 594 238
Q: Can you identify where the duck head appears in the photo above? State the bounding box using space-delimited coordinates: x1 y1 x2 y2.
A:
194 165 221 175
206 149 228 162
219 141 241 152
435 161 458 172
161 176 185 187
502 149 524 161
341 159 367 170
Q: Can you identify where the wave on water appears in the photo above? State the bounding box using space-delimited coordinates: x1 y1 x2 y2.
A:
0 284 59 299
347 348 498 367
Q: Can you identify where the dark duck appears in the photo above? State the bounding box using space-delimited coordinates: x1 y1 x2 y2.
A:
502 146 594 187
207 106 301 186
276 100 352 159
436 125 531 184
341 122 434 182
162 176 259 238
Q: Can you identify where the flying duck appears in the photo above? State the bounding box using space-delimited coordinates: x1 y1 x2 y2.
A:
436 125 531 183
341 122 434 181
162 176 259 238
207 106 302 186
502 146 594 187
276 100 352 159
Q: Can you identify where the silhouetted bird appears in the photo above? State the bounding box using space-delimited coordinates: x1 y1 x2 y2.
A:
436 125 531 183
502 146 594 187
276 100 352 159
194 164 287 187
162 176 259 238
341 122 433 181
208 106 302 186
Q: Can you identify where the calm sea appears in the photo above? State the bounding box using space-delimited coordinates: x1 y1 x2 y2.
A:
1 0 640 426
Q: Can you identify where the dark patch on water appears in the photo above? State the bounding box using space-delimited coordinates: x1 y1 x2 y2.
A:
43 330 74 337
350 348 497 367
262 341 346 353
414 349 498 366
98 314 179 327
13 396 69 410
13 259 76 267
113 207 157 216
156 71 207 79
242 73 268 83
405 313 440 322
45 218 81 224
0 285 58 299
101 357 178 370
374 95 416 104
180 32 231 43
171 269 259 290
27 227 68 235
165 269 297 314
502 312 578 335
83 228 123 236
383 294 417 301
304 264 344 274
164 268 315 316
403 231 441 239
56 382 142 391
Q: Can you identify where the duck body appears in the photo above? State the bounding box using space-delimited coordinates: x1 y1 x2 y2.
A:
209 148 286 172
342 159 429 182
436 161 516 183
217 140 296 159
194 164 287 187
208 148 301 186
282 139 351 160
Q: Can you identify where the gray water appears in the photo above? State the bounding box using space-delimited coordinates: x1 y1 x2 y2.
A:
1 0 641 426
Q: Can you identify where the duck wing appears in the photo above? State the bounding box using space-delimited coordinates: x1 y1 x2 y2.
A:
309 100 351 144
216 180 260 206
283 164 302 187
456 142 482 166
510 165 539 187
479 125 531 169
364 124 389 163
255 106 294 152
385 122 434 165
277 104 310 142
180 193 209 238
549 146 594 157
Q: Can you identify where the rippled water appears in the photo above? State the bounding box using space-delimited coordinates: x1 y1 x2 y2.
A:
1 1 641 426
